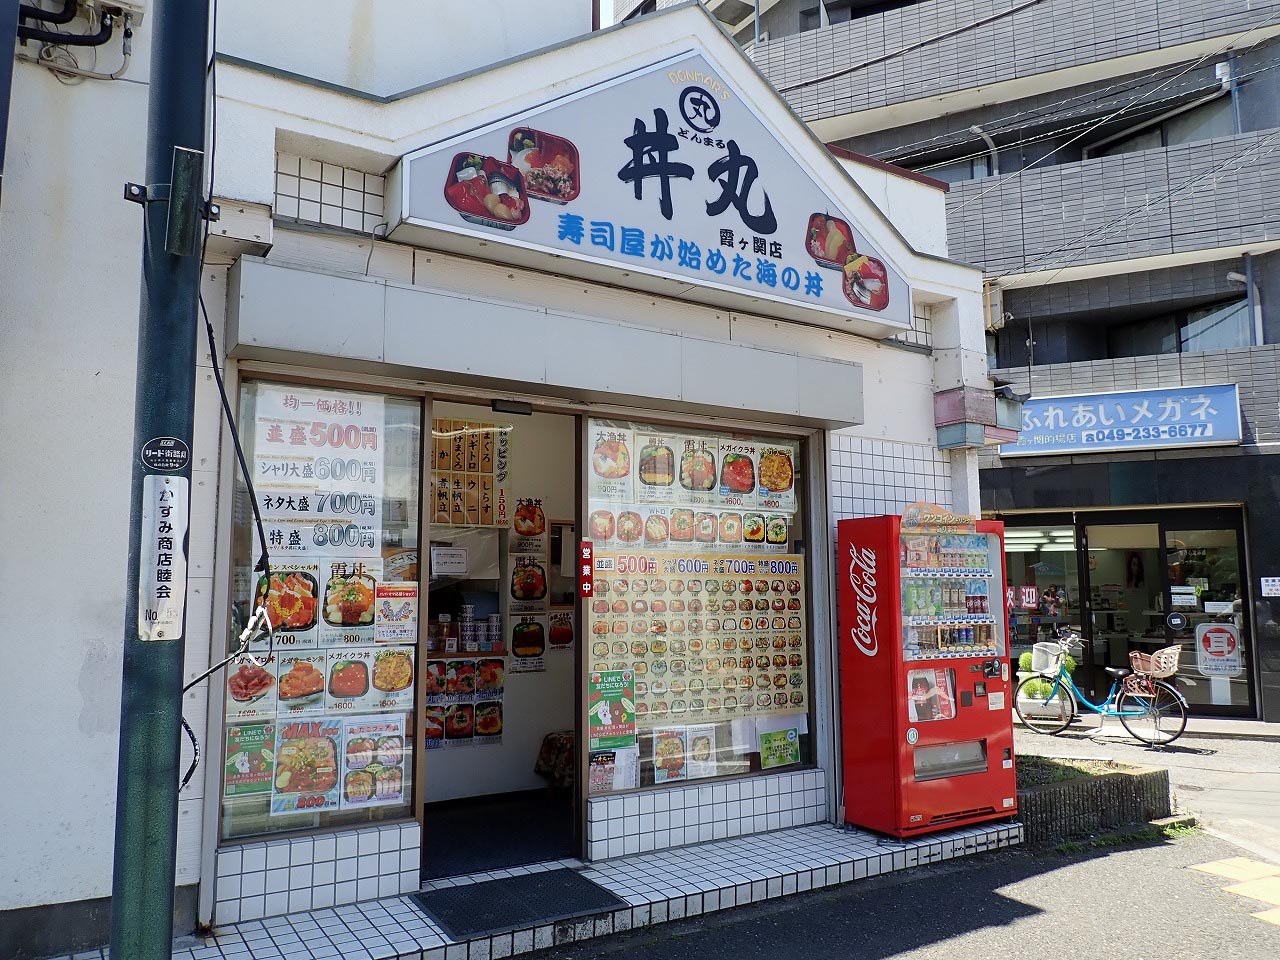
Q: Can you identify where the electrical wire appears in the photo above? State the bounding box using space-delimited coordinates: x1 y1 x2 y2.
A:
870 35 1279 166
950 7 1280 212
992 127 1280 293
180 0 276 791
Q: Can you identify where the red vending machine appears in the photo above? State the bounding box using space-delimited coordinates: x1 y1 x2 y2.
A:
837 506 1017 838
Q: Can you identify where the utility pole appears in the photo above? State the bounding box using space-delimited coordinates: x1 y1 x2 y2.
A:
110 0 210 956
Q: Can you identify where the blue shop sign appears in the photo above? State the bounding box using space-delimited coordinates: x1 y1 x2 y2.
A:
1001 383 1241 457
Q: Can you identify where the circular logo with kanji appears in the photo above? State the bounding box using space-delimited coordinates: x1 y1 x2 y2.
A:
680 86 721 133
1200 627 1237 657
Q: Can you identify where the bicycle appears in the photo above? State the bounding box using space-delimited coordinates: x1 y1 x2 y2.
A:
1013 627 1188 746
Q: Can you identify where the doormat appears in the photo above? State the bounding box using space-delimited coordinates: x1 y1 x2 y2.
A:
410 868 627 941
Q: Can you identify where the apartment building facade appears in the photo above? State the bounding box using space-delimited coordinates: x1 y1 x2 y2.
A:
741 0 1280 721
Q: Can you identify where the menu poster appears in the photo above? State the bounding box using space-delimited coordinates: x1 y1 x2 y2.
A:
758 727 801 769
588 552 809 727
442 703 475 748
676 435 719 507
339 714 406 810
589 746 640 795
755 442 799 514
511 497 550 555
510 615 547 674
635 430 680 506
374 582 417 642
317 558 382 646
275 652 327 718
224 722 275 797
583 505 788 554
225 654 277 722
271 716 343 815
255 562 322 648
423 705 446 751
588 670 636 749
509 555 549 614
326 648 377 713
369 647 416 712
588 424 635 503
430 419 509 528
548 610 574 652
652 726 688 784
422 659 448 704
252 385 384 558
473 700 504 745
716 440 760 510
685 723 718 779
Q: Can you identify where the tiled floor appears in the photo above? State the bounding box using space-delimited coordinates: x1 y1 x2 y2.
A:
50 819 1022 960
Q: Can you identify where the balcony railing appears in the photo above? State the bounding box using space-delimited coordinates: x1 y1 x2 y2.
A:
946 128 1280 277
750 0 1280 125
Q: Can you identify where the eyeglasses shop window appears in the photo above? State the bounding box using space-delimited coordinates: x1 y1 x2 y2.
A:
585 419 813 794
220 382 421 841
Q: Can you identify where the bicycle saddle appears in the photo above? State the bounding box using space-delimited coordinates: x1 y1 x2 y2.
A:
1104 666 1132 679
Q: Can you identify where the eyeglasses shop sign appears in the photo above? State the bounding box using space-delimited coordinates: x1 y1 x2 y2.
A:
402 53 911 329
1002 384 1241 457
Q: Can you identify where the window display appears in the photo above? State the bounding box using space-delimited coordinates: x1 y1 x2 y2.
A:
585 419 811 793
221 382 420 840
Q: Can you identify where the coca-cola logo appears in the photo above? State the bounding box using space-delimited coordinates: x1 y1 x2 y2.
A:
847 541 879 656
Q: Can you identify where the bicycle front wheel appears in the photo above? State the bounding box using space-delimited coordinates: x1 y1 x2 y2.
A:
1117 680 1187 745
1014 675 1075 735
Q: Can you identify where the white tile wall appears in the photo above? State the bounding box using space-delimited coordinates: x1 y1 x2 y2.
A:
274 153 387 234
213 821 421 925
585 768 827 861
830 435 951 521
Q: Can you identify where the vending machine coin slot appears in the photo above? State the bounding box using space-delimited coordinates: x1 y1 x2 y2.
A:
974 681 987 698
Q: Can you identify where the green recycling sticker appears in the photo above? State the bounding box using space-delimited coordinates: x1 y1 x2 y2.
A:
759 728 800 769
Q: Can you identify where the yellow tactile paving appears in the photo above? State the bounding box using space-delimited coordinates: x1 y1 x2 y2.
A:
1225 877 1280 906
1190 858 1280 882
1254 908 1280 926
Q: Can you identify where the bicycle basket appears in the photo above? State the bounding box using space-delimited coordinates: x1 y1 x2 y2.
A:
1031 642 1064 674
1128 645 1181 678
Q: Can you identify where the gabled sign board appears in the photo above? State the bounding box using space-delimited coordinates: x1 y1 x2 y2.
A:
399 52 912 330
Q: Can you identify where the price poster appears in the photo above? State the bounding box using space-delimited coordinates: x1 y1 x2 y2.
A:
509 556 550 615
675 435 719 508
326 648 378 713
339 714 407 810
317 557 383 646
225 654 278 722
368 647 416 712
510 497 549 555
275 652 328 718
224 723 275 797
252 385 384 559
685 723 718 779
422 659 505 749
587 551 809 728
717 440 760 509
635 429 681 506
587 424 635 503
254 562 321 648
430 419 509 527
548 610 574 652
588 670 637 749
271 716 343 815
652 726 688 784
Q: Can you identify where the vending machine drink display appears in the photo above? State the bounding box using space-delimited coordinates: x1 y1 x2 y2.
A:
838 504 1017 837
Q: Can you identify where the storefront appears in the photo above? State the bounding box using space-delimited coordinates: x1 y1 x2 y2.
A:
983 384 1280 721
196 7 997 932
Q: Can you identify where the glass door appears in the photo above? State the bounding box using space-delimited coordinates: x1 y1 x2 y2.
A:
1080 523 1164 693
1162 523 1254 716
1002 526 1087 692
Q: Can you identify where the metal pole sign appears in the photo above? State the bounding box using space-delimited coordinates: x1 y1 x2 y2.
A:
110 0 209 955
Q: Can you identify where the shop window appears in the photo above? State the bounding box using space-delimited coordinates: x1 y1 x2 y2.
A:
220 382 421 841
585 419 812 793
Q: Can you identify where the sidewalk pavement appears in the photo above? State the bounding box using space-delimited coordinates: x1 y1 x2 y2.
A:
533 832 1280 960
1015 721 1280 863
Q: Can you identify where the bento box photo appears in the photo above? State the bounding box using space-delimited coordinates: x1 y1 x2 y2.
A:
442 152 531 230
507 127 580 204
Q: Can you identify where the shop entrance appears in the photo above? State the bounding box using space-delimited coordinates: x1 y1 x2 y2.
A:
421 401 579 878
1001 508 1256 719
